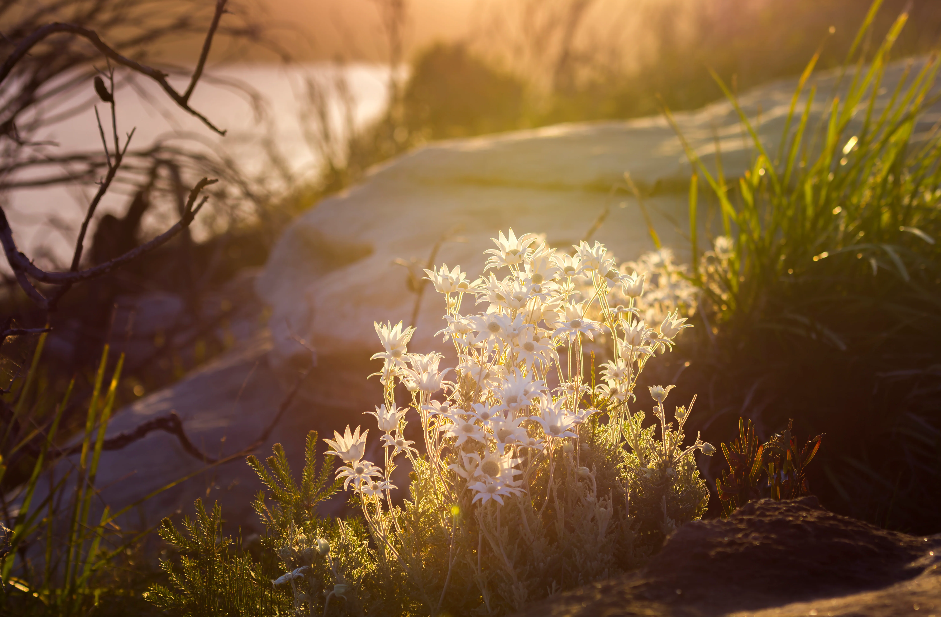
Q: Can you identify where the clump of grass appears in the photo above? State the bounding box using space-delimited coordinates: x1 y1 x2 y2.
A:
668 0 941 532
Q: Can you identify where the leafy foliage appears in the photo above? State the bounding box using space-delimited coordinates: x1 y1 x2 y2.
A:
717 418 824 517
146 500 289 617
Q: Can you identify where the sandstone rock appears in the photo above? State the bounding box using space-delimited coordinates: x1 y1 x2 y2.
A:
257 58 941 377
515 497 941 617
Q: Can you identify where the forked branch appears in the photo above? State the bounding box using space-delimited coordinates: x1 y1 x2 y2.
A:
0 0 230 135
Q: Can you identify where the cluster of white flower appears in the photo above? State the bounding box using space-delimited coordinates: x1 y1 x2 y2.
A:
325 229 700 511
620 248 699 323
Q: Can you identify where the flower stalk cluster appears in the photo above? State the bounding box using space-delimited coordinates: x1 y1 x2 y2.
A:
318 229 713 612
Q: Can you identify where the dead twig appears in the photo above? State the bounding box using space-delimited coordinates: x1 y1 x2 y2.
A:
0 0 230 136
0 177 217 311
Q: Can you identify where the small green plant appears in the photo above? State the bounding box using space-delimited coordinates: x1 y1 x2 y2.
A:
1 338 127 615
717 418 824 517
145 499 290 616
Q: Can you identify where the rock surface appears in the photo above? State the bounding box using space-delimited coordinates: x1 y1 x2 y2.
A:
515 497 941 617
257 58 941 375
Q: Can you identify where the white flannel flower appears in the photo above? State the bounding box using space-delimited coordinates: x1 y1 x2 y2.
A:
512 328 558 370
525 245 561 286
622 319 653 347
476 451 523 485
449 451 482 481
468 478 522 505
490 412 528 452
442 415 487 446
323 426 368 463
360 478 396 498
530 299 564 329
436 314 475 342
596 379 630 402
600 359 630 383
402 352 452 393
422 399 452 417
471 401 500 423
488 279 531 312
485 228 539 270
554 252 583 278
272 566 309 586
496 369 544 413
533 397 578 439
659 309 692 341
456 353 504 390
554 303 603 341
423 263 469 294
336 459 383 490
468 312 511 349
573 406 600 423
576 240 608 271
380 432 418 457
367 404 407 433
621 271 645 298
371 321 415 366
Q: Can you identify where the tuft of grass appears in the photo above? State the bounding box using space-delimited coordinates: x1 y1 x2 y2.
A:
667 0 941 532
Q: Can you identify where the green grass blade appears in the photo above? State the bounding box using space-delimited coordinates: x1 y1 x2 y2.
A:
689 173 699 277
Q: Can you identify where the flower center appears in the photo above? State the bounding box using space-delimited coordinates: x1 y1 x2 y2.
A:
354 465 365 475
391 348 404 358
395 439 406 448
480 460 501 478
497 428 513 442
488 321 502 333
570 319 582 329
505 394 519 406
523 341 535 352
563 266 576 276
550 425 562 435
461 423 475 433
486 484 498 493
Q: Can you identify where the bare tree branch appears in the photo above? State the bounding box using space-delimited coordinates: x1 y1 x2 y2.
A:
0 0 230 136
0 177 217 310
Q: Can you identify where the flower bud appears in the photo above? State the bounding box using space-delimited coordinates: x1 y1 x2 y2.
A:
577 466 591 477
562 442 574 454
316 538 330 556
648 385 675 404
701 442 716 456
333 583 349 598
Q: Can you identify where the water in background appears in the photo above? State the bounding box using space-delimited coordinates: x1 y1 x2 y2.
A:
4 63 394 262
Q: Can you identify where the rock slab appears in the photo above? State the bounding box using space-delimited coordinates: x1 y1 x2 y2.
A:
516 497 941 617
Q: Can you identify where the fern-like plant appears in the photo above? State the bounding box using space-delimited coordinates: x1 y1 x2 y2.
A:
146 499 290 616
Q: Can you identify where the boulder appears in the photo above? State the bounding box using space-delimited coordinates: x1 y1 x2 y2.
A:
515 497 941 617
257 58 941 377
